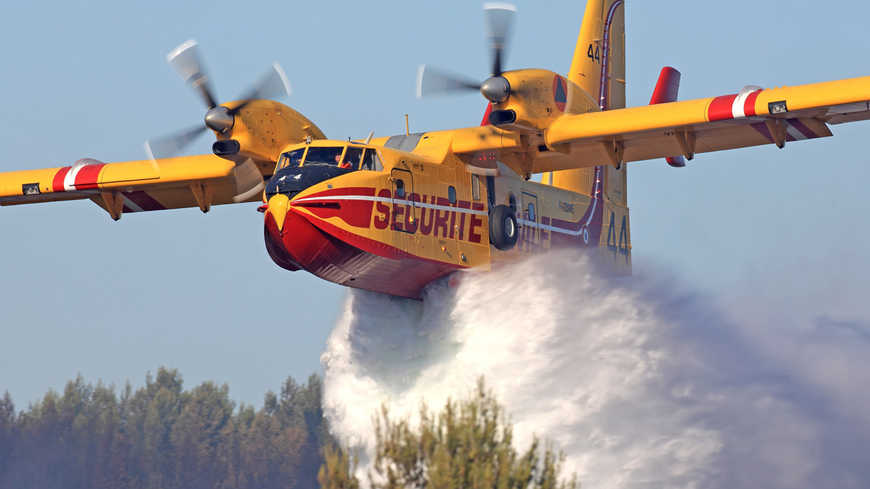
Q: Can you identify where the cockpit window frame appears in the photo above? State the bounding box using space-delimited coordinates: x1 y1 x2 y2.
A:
277 147 307 170
361 148 383 171
342 146 364 170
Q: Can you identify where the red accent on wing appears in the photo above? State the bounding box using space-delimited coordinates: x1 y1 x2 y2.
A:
481 103 493 126
650 67 684 168
666 156 686 168
708 94 738 121
124 191 165 211
649 67 681 105
744 90 761 117
73 163 105 190
788 119 818 139
52 167 70 192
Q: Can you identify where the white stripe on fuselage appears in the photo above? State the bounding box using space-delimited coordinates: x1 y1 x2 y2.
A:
293 194 587 238
292 194 488 216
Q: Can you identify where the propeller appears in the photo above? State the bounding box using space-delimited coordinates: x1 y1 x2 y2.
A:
416 3 516 103
144 40 292 162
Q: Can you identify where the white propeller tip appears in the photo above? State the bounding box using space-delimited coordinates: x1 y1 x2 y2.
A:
143 141 160 172
167 39 198 63
483 2 516 12
416 65 426 99
272 62 292 97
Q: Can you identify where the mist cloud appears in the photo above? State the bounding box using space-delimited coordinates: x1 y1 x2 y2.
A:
321 250 870 489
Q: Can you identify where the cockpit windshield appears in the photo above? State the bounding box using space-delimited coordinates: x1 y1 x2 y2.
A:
277 148 305 169
276 145 382 172
304 147 344 167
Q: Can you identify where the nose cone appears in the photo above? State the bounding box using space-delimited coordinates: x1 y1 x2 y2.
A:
267 194 290 232
204 106 234 133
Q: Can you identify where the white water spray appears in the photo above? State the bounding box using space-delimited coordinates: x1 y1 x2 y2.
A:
321 250 870 489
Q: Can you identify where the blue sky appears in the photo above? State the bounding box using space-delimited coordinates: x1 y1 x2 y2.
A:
1 0 868 407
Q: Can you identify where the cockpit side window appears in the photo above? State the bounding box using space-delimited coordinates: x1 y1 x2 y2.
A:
278 148 306 169
304 147 344 166
361 149 382 171
342 147 363 170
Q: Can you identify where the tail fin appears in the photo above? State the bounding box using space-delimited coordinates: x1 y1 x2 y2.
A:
568 0 626 110
551 0 627 208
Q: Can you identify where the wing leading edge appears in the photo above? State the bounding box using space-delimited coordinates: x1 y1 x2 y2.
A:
0 154 263 220
541 75 870 171
437 75 870 175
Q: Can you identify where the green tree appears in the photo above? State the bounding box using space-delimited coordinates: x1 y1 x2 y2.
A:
0 391 15 480
320 379 577 489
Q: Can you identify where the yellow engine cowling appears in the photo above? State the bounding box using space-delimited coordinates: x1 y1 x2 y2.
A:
492 69 598 132
215 100 326 172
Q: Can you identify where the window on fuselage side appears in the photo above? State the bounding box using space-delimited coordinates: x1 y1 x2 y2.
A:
342 147 363 170
361 148 382 171
278 148 306 169
304 146 344 166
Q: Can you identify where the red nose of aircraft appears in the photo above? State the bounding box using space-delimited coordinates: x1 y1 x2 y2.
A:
263 194 360 278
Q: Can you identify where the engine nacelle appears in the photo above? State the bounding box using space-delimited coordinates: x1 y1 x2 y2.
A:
490 69 599 132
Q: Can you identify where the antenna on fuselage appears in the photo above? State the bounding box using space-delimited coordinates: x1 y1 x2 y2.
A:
404 114 410 135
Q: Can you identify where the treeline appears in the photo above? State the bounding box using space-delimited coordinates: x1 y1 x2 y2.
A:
0 368 331 489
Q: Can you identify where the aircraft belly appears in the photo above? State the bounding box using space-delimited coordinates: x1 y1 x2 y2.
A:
264 206 459 299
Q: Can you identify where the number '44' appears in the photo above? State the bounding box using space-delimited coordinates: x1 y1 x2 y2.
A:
587 44 600 63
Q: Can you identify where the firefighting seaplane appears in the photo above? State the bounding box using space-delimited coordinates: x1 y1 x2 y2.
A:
3 1 870 298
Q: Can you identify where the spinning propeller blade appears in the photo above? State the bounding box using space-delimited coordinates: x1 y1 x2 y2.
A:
146 41 292 161
416 3 517 104
416 65 481 98
167 40 218 110
144 124 208 161
230 63 292 114
484 3 516 76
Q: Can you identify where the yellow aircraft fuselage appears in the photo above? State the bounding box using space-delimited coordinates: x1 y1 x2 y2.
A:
261 131 630 298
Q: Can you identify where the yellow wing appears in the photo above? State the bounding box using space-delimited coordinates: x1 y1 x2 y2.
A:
0 154 267 220
435 75 870 175
539 76 870 171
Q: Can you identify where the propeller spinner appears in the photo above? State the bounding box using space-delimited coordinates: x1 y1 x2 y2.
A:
416 3 516 104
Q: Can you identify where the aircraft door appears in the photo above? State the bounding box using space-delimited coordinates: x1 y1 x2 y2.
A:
521 191 539 251
390 168 418 250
